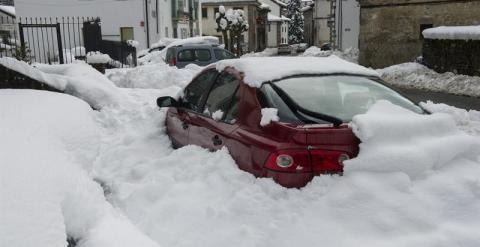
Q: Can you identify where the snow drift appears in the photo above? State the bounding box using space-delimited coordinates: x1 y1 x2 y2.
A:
347 100 480 178
92 88 480 247
0 57 124 109
0 90 159 247
378 62 480 97
106 63 202 89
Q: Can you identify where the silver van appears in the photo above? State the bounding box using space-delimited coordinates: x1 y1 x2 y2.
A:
165 44 236 68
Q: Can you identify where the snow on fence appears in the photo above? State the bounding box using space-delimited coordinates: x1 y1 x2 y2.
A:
0 16 98 64
0 16 136 68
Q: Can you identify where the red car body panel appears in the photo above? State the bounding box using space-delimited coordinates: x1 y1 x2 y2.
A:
165 66 360 188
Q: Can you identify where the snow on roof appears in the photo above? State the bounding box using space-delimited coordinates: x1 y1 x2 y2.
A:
260 2 270 9
267 13 290 22
271 0 287 7
157 36 219 60
216 56 380 87
0 5 15 17
422 25 480 40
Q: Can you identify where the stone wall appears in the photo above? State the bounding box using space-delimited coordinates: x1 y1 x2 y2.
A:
423 39 480 76
358 0 480 68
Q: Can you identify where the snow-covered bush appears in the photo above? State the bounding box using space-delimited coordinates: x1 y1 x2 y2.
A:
216 5 249 55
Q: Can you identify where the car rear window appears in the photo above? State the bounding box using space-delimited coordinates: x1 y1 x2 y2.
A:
177 49 212 62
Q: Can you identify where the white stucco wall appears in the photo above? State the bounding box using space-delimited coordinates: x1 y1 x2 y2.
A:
313 0 359 49
15 0 173 50
267 22 277 47
337 0 359 49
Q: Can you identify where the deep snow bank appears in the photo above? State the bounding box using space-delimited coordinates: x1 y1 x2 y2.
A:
0 57 124 109
347 100 480 178
421 101 480 136
301 46 359 63
378 62 480 97
35 62 124 109
93 89 480 247
106 63 202 89
0 90 159 247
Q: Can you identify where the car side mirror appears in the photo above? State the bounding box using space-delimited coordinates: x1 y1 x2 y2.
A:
157 96 180 108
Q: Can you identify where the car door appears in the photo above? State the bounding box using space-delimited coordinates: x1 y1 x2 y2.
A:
187 71 240 151
170 69 218 146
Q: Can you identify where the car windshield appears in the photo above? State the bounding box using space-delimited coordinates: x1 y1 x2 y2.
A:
269 75 423 122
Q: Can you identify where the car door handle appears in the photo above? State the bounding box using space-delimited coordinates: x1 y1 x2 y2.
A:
182 122 189 130
212 135 223 146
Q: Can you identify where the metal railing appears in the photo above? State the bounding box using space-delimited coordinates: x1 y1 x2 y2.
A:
1 16 137 68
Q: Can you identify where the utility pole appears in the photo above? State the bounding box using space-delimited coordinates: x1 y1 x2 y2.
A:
145 0 150 47
328 0 337 49
189 0 194 37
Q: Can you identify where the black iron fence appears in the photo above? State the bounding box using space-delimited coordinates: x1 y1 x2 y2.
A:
0 16 137 68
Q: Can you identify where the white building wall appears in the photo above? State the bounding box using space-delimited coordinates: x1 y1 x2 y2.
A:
15 0 173 50
267 23 277 47
313 0 330 46
337 0 359 50
147 0 174 44
280 21 288 44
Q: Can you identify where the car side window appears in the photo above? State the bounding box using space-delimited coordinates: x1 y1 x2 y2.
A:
182 70 218 112
258 84 303 124
195 49 212 61
203 72 239 120
224 88 240 124
178 50 195 61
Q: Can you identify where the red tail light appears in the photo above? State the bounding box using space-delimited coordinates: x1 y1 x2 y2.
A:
264 149 348 173
169 57 176 66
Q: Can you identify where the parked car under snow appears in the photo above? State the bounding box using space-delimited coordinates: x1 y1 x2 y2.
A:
157 56 424 187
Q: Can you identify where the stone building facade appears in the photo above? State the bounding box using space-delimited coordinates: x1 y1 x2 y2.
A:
358 0 480 68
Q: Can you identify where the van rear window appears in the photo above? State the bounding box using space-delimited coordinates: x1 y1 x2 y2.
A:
177 49 212 62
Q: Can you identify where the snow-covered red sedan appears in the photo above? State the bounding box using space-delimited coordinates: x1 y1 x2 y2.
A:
157 57 423 187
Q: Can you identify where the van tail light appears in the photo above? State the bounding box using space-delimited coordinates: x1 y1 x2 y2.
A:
264 149 348 173
169 57 176 66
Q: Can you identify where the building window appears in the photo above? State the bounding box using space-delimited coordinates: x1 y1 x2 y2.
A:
202 7 208 18
420 24 433 39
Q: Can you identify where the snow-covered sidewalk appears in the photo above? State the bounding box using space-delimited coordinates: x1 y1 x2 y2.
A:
378 62 480 98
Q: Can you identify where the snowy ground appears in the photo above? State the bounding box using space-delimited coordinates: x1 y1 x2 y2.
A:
91 88 480 247
378 62 480 98
2 57 480 247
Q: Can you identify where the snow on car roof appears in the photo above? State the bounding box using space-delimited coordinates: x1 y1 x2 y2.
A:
216 56 380 87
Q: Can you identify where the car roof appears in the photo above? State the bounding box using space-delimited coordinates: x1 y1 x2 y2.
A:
170 43 221 49
215 56 381 88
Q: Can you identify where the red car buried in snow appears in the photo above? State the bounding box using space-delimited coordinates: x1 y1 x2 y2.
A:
157 57 423 188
